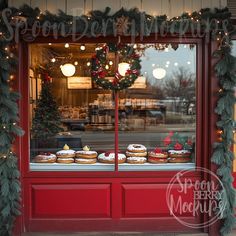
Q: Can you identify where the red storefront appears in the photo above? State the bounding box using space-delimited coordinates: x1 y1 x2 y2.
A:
1 6 235 236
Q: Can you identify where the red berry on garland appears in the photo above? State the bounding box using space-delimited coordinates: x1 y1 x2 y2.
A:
174 142 183 150
187 139 192 146
169 131 174 136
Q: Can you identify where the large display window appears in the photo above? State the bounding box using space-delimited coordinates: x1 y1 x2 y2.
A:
29 41 197 171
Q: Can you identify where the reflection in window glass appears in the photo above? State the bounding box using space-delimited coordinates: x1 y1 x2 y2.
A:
29 43 196 171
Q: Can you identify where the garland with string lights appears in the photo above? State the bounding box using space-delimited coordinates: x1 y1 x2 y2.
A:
0 43 24 235
91 44 141 90
0 4 235 236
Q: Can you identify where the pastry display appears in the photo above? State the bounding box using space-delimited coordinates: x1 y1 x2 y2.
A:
75 158 97 164
98 151 126 164
57 157 75 164
75 146 97 164
127 157 147 164
34 153 57 163
127 144 147 153
163 132 193 163
168 150 192 163
56 144 75 158
126 144 147 164
126 151 148 157
75 146 98 159
148 148 168 163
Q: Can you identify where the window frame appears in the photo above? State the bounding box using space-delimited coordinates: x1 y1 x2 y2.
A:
18 35 205 178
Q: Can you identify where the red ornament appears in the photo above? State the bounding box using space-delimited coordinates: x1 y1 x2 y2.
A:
174 142 183 150
163 136 171 146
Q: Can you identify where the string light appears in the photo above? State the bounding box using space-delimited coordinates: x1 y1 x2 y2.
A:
65 43 69 48
80 44 86 51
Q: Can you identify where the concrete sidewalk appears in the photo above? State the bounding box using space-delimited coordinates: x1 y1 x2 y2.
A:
22 231 236 236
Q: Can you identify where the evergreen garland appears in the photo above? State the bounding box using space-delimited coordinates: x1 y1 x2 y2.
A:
0 4 235 236
91 43 141 91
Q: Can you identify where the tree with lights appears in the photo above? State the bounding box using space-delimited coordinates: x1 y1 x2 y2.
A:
32 73 62 140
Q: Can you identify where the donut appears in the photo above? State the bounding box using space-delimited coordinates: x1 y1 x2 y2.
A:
34 153 56 163
148 148 168 163
57 157 74 164
126 151 147 157
98 152 126 164
56 144 75 158
148 156 168 163
75 158 97 164
168 149 191 158
168 157 192 163
127 144 147 153
168 149 192 163
127 157 147 164
75 150 97 159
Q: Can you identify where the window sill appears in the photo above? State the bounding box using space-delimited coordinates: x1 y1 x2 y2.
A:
30 162 195 172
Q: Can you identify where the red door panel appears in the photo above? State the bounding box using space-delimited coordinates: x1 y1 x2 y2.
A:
122 184 194 217
31 184 111 218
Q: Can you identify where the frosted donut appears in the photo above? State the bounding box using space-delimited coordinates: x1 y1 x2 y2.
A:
148 149 168 163
127 144 147 153
34 153 56 163
127 157 147 164
148 156 168 164
98 152 126 164
56 149 75 158
75 150 98 159
126 151 147 157
75 158 97 164
168 157 192 163
57 157 74 164
168 150 191 158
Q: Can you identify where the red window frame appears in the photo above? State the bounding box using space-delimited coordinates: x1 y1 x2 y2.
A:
17 35 207 178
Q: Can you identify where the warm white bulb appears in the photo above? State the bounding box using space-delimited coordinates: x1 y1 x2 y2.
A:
118 62 130 76
87 61 91 66
80 44 86 51
105 65 109 70
51 58 56 63
152 68 166 79
65 43 69 48
109 60 113 65
60 63 76 77
74 61 78 65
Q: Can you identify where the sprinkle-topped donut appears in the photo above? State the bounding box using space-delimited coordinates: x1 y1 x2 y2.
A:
75 146 98 159
127 157 147 164
34 153 57 163
98 151 126 164
127 144 147 153
56 144 75 158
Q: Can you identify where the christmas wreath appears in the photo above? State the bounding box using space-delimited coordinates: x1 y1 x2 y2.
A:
91 44 141 91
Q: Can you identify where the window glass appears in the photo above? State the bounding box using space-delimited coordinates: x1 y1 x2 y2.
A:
29 42 196 171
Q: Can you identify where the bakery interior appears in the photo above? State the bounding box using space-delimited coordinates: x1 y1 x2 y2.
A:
29 42 196 168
